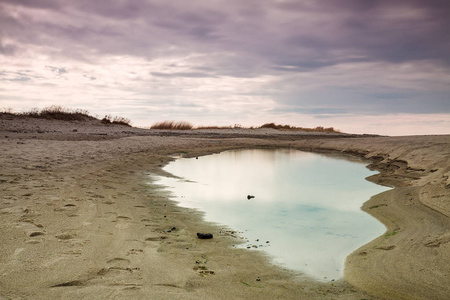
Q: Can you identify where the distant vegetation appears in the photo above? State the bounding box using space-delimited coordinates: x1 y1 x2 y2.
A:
150 121 194 130
150 120 341 133
259 122 340 133
100 114 132 126
1 106 132 126
1 107 341 133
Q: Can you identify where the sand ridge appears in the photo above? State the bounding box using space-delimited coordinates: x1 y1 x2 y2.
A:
0 116 449 299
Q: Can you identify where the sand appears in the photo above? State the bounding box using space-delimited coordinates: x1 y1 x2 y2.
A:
0 114 449 299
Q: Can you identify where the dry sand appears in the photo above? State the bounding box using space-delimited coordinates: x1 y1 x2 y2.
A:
0 114 449 299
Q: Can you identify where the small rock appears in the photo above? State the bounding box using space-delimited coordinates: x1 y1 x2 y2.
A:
247 195 255 200
197 233 213 239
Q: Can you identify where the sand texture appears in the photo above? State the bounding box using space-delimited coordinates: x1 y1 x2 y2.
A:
1 115 449 299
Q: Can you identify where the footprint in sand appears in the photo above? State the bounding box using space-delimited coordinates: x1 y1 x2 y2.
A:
113 216 132 229
95 258 142 284
145 236 165 242
107 257 131 265
18 221 45 238
55 233 77 240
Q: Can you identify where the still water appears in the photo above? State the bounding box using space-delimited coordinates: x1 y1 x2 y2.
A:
153 149 390 281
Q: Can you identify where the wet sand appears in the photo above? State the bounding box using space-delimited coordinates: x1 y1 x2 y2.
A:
1 114 449 299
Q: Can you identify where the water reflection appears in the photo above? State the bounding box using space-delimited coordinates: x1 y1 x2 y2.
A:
153 149 390 281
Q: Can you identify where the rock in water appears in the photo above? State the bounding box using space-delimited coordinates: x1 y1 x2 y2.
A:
197 233 213 239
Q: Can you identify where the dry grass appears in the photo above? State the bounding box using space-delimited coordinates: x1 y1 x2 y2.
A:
1 106 132 126
150 121 194 130
101 114 132 126
260 123 340 133
149 121 340 133
196 124 245 130
21 106 94 121
1 107 341 133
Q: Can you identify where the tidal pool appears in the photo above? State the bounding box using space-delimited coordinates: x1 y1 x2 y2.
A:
153 149 390 281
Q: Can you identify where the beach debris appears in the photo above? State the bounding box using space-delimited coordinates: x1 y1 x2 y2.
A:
199 270 215 276
197 233 213 239
247 195 255 200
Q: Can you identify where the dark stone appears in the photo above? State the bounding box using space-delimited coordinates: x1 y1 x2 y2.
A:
247 195 255 200
197 233 213 239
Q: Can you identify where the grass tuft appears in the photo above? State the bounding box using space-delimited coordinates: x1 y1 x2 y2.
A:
150 121 194 130
101 114 132 126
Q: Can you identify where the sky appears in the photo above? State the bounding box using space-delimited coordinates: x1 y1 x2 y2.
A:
1 0 449 135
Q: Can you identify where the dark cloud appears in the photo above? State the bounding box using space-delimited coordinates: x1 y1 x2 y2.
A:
275 1 450 67
274 86 450 117
2 0 449 69
0 0 63 10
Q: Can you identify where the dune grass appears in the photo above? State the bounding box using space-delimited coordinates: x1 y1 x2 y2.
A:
26 106 94 121
150 121 194 130
101 114 132 126
1 106 132 126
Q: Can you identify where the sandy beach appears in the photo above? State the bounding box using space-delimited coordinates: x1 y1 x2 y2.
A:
1 114 449 300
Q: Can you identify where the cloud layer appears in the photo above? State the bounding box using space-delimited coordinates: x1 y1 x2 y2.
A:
1 0 449 134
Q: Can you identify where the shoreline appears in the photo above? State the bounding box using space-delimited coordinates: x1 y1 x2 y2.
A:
1 117 449 299
155 147 389 283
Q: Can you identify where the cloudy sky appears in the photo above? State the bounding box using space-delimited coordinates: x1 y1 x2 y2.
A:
1 0 449 135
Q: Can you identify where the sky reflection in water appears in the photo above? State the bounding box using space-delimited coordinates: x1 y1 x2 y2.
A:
153 149 390 281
